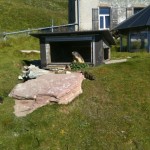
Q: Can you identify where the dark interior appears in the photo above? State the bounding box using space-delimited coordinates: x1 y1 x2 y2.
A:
50 41 91 63
104 48 109 60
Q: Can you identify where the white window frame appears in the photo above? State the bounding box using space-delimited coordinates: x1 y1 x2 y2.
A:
99 7 110 30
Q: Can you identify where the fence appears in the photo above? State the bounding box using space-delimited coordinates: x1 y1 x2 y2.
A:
0 23 78 40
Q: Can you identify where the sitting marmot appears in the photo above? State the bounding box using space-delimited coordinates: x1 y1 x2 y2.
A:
72 51 85 63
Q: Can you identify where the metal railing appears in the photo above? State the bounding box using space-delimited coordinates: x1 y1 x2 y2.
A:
0 23 78 40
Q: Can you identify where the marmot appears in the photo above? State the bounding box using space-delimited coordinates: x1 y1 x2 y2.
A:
81 71 95 80
72 51 85 63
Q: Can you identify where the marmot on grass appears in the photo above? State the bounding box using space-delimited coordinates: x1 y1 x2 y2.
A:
81 71 95 80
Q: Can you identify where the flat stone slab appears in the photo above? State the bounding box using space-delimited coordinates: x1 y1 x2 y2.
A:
9 73 84 117
20 50 40 53
104 59 127 64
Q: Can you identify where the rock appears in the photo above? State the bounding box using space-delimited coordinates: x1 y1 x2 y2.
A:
14 98 51 117
20 50 40 54
66 71 72 74
54 70 72 74
18 64 50 81
9 73 84 117
14 100 35 117
104 59 127 64
65 65 71 71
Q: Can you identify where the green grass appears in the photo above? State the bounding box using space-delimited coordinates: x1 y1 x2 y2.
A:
0 36 40 97
0 36 150 149
0 0 68 32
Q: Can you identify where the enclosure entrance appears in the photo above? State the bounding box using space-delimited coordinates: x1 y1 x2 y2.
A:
50 41 92 63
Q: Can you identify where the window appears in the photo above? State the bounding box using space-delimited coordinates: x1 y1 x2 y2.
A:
126 7 144 19
99 7 110 30
134 7 144 14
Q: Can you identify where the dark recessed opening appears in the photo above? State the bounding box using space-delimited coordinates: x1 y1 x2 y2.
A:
50 41 91 63
104 48 109 60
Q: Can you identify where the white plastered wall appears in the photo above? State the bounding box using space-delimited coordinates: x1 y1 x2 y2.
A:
78 0 99 30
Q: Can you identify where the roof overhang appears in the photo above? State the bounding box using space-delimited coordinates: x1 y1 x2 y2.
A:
114 26 150 34
30 30 116 46
113 5 150 32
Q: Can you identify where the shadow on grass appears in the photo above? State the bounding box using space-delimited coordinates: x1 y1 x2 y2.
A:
22 60 41 68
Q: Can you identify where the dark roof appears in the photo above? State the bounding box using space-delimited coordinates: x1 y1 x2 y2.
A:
31 30 115 45
114 5 150 31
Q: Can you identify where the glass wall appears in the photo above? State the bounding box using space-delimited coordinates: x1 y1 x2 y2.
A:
120 34 128 52
129 31 148 52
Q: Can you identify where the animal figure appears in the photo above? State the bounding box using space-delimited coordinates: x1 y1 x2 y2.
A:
81 71 95 80
72 51 85 63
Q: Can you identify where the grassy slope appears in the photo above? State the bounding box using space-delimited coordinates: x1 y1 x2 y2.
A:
0 37 150 149
0 0 68 32
0 1 150 149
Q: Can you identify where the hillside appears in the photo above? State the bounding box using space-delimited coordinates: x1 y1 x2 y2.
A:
0 1 150 148
0 0 68 32
0 38 150 149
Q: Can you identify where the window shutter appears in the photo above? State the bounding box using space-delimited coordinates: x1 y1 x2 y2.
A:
92 8 99 30
111 7 118 29
126 7 133 18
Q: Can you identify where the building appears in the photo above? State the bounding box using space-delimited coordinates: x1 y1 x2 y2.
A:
69 0 150 31
32 1 149 67
113 5 150 52
31 30 115 68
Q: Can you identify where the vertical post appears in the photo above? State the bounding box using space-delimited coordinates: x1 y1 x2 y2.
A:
146 28 149 53
40 38 51 68
127 33 130 52
45 43 51 64
51 19 54 32
120 34 122 52
91 41 93 64
75 0 79 31
92 39 96 66
148 29 150 53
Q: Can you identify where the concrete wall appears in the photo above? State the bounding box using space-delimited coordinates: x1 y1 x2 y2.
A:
40 38 51 68
95 36 104 65
68 0 150 31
